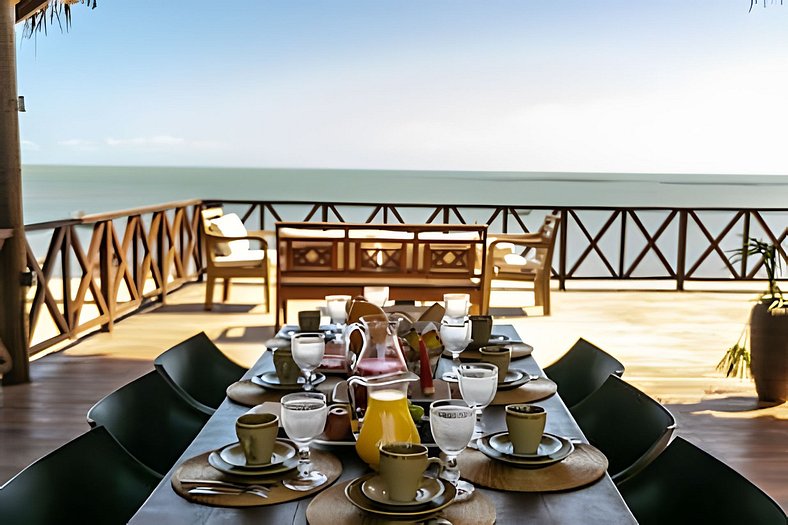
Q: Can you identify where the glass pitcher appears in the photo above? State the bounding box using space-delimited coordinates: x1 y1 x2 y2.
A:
345 314 409 377
346 371 421 468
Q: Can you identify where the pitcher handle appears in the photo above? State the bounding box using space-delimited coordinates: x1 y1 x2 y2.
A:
345 322 367 365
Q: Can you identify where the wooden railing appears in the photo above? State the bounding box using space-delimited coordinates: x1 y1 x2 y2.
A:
24 200 204 356
207 200 787 290
21 198 787 356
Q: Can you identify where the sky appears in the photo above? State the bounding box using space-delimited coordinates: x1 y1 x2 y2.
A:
14 0 788 174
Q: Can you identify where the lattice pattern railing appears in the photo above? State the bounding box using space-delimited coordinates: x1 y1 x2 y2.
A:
22 198 786 355
24 201 203 356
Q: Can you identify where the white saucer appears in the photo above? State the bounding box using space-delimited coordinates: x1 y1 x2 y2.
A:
488 432 562 458
361 475 445 507
218 440 297 469
252 371 327 391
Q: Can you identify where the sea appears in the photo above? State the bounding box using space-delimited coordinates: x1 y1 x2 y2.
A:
20 165 788 225
19 165 788 281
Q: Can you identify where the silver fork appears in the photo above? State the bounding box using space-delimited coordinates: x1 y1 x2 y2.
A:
187 486 270 499
180 479 276 491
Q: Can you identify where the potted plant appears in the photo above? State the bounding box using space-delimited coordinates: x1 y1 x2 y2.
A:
717 238 787 403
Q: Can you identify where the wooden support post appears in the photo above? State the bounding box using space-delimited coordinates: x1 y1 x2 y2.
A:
0 1 30 384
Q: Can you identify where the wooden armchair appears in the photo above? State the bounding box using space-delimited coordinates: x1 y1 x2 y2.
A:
483 214 561 315
200 208 270 311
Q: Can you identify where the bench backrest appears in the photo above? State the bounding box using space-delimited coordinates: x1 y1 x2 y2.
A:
276 222 488 281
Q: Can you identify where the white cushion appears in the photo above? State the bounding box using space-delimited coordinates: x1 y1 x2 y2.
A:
210 213 250 254
214 249 266 267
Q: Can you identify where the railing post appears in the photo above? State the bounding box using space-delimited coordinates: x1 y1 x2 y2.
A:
618 210 627 278
99 220 114 332
740 211 751 279
559 209 568 291
61 226 73 335
157 211 168 303
676 209 687 291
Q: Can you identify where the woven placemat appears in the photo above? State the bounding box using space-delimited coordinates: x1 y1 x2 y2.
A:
171 448 341 507
457 443 607 492
305 479 496 525
491 376 557 405
226 376 342 407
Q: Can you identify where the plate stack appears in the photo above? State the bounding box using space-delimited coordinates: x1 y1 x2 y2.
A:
208 440 299 477
477 431 574 468
344 473 457 520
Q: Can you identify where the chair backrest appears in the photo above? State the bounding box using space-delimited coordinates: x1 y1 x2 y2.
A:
543 337 625 408
570 375 676 483
154 331 247 413
87 370 209 476
201 208 250 257
534 213 561 269
0 426 160 525
619 436 786 525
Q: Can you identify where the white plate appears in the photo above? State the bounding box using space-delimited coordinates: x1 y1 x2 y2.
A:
361 475 445 507
488 432 562 458
208 449 298 477
251 371 327 391
478 432 573 468
218 440 296 469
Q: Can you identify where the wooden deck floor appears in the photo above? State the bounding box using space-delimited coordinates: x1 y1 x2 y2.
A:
1 282 786 510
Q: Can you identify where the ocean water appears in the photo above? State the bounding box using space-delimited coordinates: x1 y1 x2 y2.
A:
18 165 788 280
21 165 788 225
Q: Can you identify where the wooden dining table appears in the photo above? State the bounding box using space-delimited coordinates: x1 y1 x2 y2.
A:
129 325 637 524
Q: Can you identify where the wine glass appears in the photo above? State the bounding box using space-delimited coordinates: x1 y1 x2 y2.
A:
429 399 476 501
363 286 389 307
291 333 325 391
440 317 471 381
325 295 351 329
280 392 329 491
457 363 498 438
443 293 470 318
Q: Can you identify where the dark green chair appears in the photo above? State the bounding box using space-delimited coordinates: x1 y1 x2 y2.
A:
154 331 246 414
0 426 160 525
543 338 625 408
619 436 786 525
570 375 676 483
87 370 209 476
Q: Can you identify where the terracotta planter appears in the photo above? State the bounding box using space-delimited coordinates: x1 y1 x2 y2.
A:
749 302 788 403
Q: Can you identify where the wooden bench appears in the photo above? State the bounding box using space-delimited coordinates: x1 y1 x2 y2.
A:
275 222 488 327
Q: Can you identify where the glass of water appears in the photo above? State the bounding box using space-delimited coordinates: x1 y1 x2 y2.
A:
325 295 351 328
429 399 476 501
440 317 471 381
457 363 498 438
280 392 329 491
291 333 325 391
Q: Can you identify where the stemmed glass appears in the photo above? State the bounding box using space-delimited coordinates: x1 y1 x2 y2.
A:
443 293 470 318
457 363 498 438
363 286 389 307
325 295 351 331
440 317 471 381
429 399 476 501
291 333 325 391
280 392 329 491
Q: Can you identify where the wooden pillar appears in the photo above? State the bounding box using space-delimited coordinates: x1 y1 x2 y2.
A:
0 0 30 384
